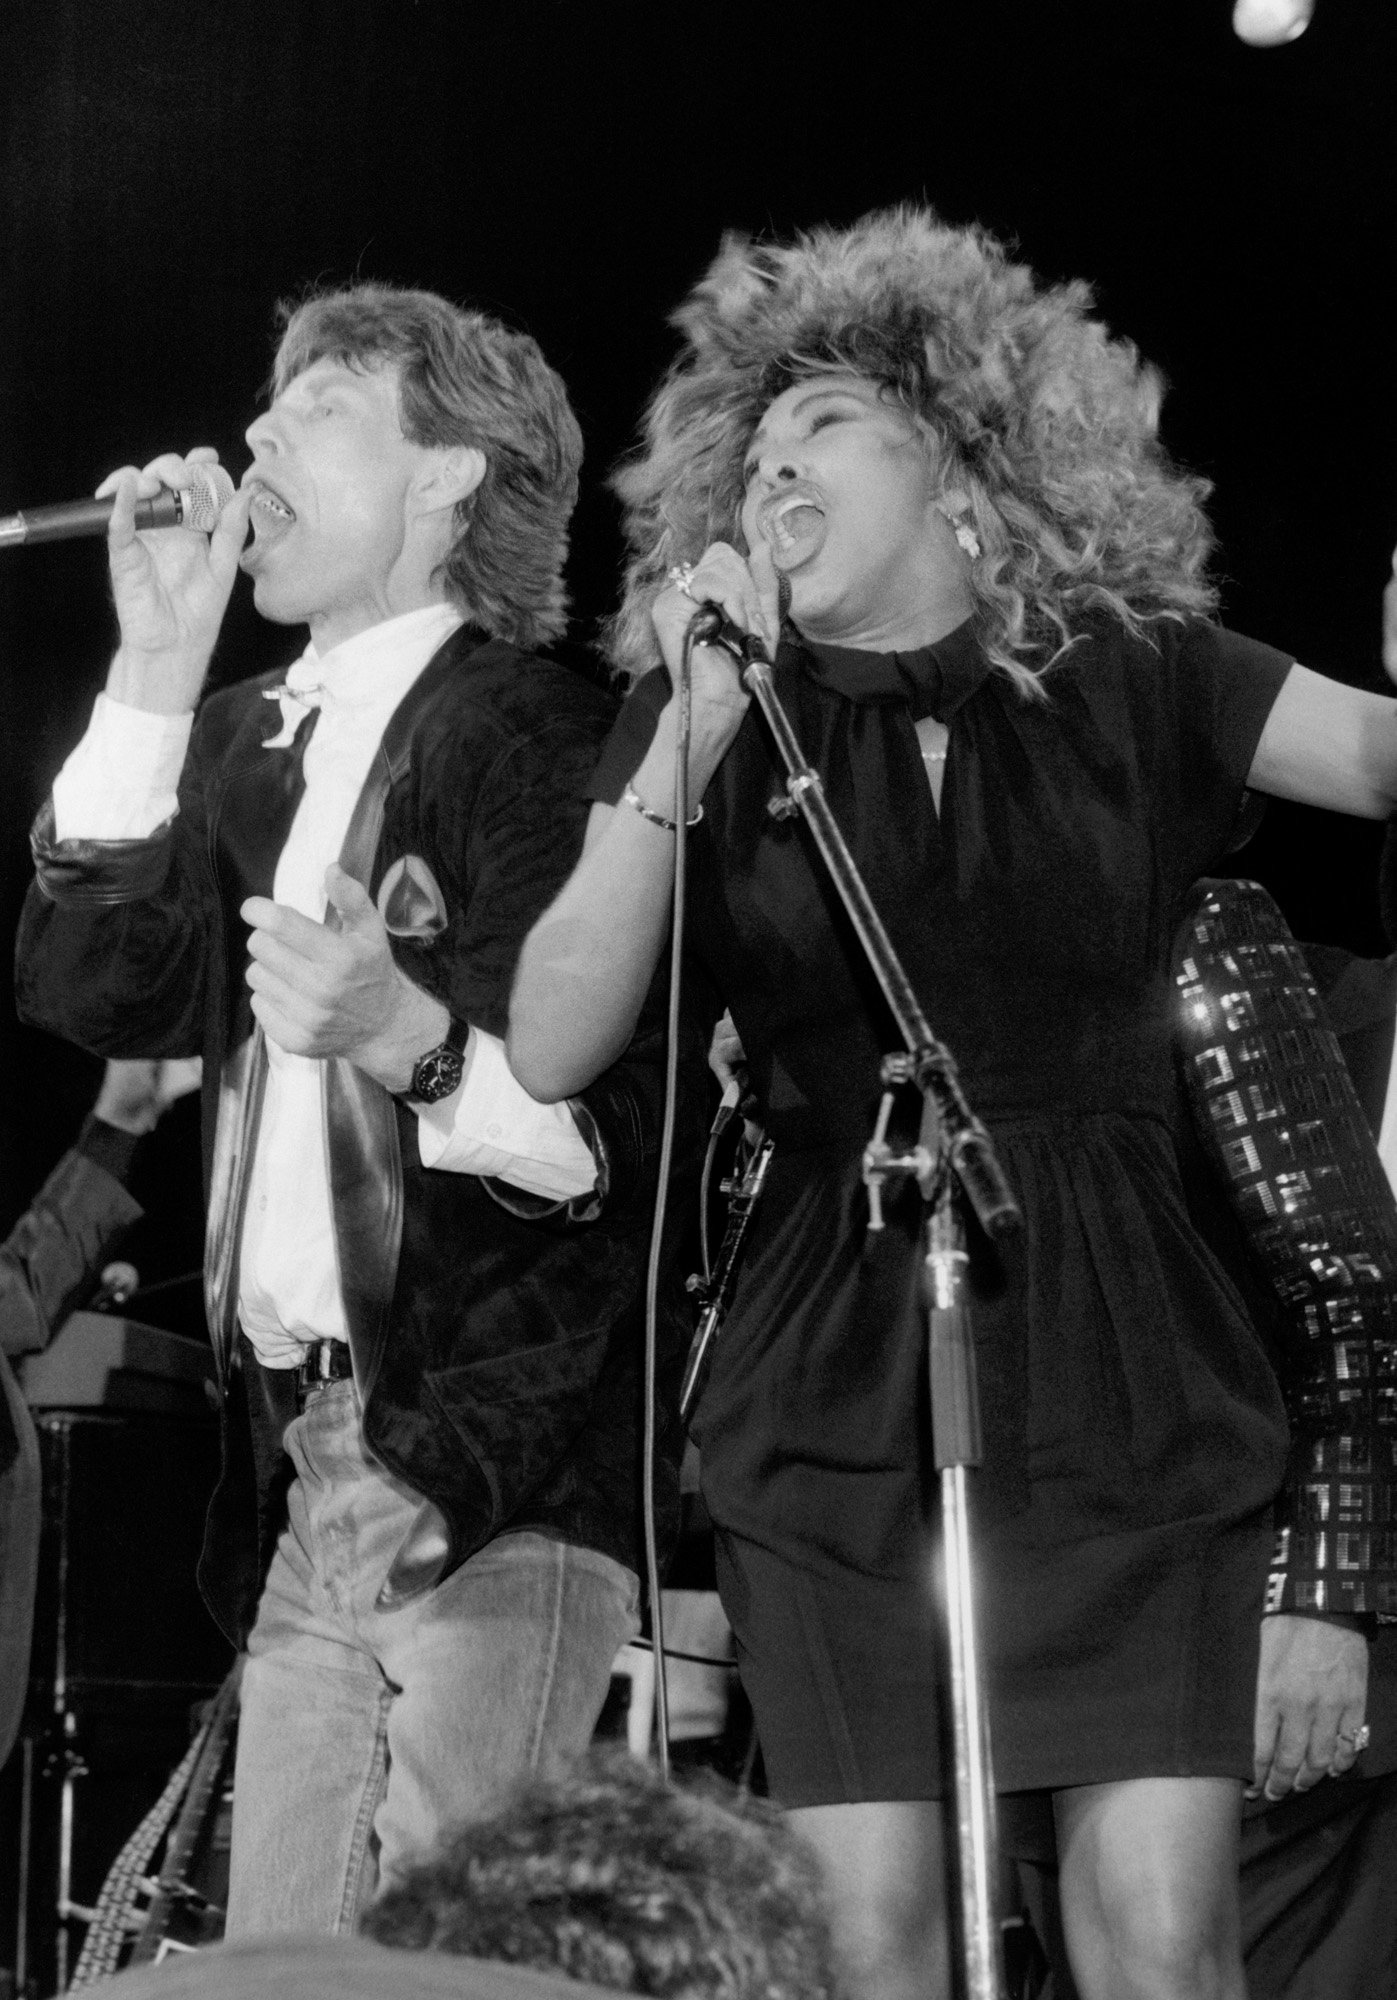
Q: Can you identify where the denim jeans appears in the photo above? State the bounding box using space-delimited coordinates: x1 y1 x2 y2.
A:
225 1379 639 1936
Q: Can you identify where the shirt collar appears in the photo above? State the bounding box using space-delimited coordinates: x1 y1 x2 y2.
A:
795 615 991 723
264 602 465 747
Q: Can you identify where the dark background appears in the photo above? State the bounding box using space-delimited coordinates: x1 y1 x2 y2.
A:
2 0 1395 1295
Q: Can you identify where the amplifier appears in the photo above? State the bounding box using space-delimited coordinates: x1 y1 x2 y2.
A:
26 1411 230 1721
17 1313 215 1418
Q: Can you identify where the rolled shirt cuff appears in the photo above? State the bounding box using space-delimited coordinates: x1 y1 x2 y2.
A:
52 692 193 842
416 1027 598 1200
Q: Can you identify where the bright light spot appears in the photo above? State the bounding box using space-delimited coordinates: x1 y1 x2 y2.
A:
1233 0 1314 46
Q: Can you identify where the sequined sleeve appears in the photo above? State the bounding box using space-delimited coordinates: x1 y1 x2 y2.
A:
1175 877 1397 1622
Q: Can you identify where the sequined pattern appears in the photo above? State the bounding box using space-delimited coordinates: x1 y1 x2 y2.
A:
1176 879 1397 1621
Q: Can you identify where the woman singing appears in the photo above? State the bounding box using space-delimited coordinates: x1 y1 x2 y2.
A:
509 209 1393 2000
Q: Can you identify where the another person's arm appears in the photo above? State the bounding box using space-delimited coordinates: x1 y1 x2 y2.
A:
1250 576 1397 1795
509 542 778 1102
0 1058 200 1358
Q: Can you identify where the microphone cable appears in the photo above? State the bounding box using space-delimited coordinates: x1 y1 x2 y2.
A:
638 615 704 1781
639 594 776 1778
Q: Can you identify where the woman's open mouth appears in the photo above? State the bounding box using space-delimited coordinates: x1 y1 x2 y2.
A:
760 488 827 567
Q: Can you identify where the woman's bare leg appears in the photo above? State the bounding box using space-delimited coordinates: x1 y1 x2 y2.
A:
1055 1776 1246 2000
788 1799 950 2000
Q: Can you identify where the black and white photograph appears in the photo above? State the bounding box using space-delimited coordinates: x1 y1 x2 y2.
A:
2 5 1395 1996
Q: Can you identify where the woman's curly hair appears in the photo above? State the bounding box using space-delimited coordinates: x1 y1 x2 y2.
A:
272 282 582 651
361 1749 840 1999
607 206 1218 693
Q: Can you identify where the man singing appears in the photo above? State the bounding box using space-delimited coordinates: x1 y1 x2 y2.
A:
15 285 684 1934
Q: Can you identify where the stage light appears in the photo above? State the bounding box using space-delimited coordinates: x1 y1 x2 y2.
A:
1233 0 1314 46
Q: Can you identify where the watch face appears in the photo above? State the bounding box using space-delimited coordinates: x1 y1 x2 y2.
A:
411 1044 466 1103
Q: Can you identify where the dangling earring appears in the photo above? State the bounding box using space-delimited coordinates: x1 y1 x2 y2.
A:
937 500 982 562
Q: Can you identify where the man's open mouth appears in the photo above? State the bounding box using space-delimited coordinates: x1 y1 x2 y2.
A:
247 480 297 534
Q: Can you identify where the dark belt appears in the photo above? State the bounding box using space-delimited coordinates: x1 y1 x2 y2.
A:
294 1339 355 1405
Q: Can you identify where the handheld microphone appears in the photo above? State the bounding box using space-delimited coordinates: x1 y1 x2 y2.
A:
0 464 236 550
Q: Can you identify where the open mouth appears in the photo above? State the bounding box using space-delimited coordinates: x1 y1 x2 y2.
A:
239 478 297 572
759 488 826 567
243 478 297 554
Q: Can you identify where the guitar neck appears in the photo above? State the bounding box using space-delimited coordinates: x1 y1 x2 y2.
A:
128 1658 243 1967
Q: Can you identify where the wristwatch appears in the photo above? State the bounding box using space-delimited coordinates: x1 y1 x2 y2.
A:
400 1015 471 1104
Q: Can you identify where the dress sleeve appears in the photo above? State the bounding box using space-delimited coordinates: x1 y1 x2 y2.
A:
1177 623 1294 781
1151 621 1295 894
587 667 671 805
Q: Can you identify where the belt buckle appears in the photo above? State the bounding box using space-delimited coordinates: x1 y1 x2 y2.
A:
295 1340 348 1405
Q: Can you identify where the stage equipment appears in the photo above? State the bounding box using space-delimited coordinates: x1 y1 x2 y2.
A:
0 467 235 549
17 1312 215 1416
681 1123 774 1428
2 1317 229 1997
1233 0 1313 47
686 599 772 667
687 601 1021 2000
88 1263 141 1314
68 1660 241 1984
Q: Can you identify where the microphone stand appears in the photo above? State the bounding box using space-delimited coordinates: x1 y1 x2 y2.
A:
738 640 1020 2000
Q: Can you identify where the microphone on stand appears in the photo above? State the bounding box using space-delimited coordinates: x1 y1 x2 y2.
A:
687 573 791 669
688 602 773 667
0 464 236 549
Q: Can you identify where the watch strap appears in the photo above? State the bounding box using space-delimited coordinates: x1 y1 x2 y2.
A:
400 1013 472 1104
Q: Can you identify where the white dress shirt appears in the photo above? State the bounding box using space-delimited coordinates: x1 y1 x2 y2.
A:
53 602 596 1367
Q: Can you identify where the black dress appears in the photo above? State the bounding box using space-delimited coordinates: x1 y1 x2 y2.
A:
592 611 1295 1804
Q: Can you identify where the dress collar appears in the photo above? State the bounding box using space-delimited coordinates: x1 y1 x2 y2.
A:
795 615 991 722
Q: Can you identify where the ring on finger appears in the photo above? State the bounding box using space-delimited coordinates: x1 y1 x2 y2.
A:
666 562 698 600
1337 1723 1372 1752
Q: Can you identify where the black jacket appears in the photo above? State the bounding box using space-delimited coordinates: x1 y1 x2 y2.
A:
16 628 698 1645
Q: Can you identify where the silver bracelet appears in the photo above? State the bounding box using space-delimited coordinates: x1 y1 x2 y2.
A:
620 782 704 832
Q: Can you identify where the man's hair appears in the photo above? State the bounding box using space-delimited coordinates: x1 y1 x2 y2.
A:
607 205 1218 693
272 282 583 651
361 1750 840 1999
